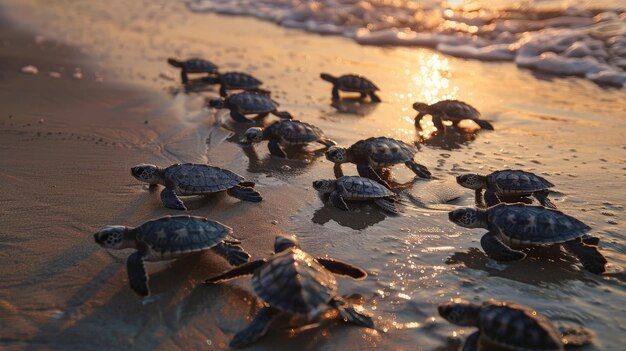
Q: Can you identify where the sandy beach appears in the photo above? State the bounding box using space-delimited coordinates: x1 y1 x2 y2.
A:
1 0 625 350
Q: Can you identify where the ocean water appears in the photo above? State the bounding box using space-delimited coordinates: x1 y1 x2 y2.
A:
184 0 626 86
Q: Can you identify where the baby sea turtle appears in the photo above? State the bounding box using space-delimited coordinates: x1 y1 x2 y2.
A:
313 176 399 214
325 137 431 188
208 91 292 123
201 71 267 97
439 298 593 351
457 169 556 209
131 163 262 210
448 203 607 274
95 215 250 297
242 120 336 158
206 235 373 348
320 73 381 102
413 100 493 132
167 58 219 84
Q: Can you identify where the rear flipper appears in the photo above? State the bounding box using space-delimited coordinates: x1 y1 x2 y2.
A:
481 232 526 261
405 160 431 179
206 259 266 283
127 249 149 297
227 185 263 202
160 187 186 210
533 190 557 209
476 119 495 130
374 197 400 215
559 327 594 348
271 110 293 119
368 92 381 103
268 139 287 158
563 240 607 274
461 331 480 351
213 242 251 266
316 258 367 279
484 189 501 207
230 109 255 123
330 299 374 328
230 307 279 348
318 137 337 147
356 163 391 189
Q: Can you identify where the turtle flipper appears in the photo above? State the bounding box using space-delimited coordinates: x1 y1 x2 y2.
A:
230 307 279 348
368 92 381 103
563 240 607 274
432 114 446 134
581 234 600 246
356 163 391 189
414 112 426 129
374 198 400 215
160 187 186 210
533 190 557 209
181 70 189 84
239 181 256 188
127 249 149 297
476 119 495 130
230 109 255 123
330 299 374 328
227 185 263 202
331 86 340 100
271 110 293 119
206 259 267 283
481 231 526 261
213 242 251 266
330 190 349 211
333 163 345 178
268 139 287 158
316 258 367 280
317 137 337 147
405 160 431 179
559 326 594 348
461 331 480 351
475 189 487 208
219 85 228 97
484 189 501 207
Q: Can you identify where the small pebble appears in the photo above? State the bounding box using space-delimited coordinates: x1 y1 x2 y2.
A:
280 165 292 171
73 69 83 80
21 65 38 75
49 72 61 78
271 220 278 225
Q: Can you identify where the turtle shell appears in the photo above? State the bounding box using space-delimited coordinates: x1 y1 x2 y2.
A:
487 203 591 246
479 300 562 351
488 170 554 196
181 58 219 73
351 137 416 167
336 75 379 92
430 100 480 122
337 176 395 200
220 72 262 89
164 163 244 195
251 248 337 316
136 215 232 260
226 92 278 114
269 120 324 145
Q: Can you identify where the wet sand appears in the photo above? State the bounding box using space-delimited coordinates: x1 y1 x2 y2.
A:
1 0 625 350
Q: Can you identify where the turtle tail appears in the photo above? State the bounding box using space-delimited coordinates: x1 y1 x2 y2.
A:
320 73 337 83
167 58 184 68
476 119 495 130
227 185 263 202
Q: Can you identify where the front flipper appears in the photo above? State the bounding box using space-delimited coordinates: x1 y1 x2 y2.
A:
475 189 487 208
559 326 594 348
330 190 349 211
414 112 426 129
533 190 557 209
461 331 480 351
331 86 340 100
227 185 263 202
213 242 251 266
330 298 374 328
316 258 367 280
484 189 501 207
333 163 344 178
356 163 391 189
563 240 607 275
317 137 337 147
432 114 446 134
127 248 149 297
205 259 267 283
271 110 292 119
480 232 526 261
581 234 600 246
405 160 431 179
230 307 280 348
160 187 186 210
219 85 228 97
230 109 255 123
268 138 287 158
374 198 400 215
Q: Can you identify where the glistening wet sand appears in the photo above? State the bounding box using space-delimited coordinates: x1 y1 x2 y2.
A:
1 0 625 350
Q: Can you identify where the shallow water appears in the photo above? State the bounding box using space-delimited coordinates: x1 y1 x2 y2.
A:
1 0 625 350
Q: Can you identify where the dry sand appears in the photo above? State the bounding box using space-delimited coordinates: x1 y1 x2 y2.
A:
0 0 625 350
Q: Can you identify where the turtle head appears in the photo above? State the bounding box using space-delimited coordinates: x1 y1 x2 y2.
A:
456 174 486 190
325 146 349 163
448 208 487 228
320 73 337 83
131 164 162 185
412 102 430 112
94 226 135 250
438 298 481 327
312 179 336 194
243 127 264 144
274 235 300 253
208 98 225 109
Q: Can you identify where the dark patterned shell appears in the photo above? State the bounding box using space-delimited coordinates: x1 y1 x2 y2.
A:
164 163 244 195
269 120 324 144
180 58 219 73
351 137 416 167
251 248 337 316
226 92 278 114
220 72 262 89
336 75 379 92
136 215 231 258
487 203 591 245
430 100 480 121
479 300 562 351
488 170 554 196
337 176 395 200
